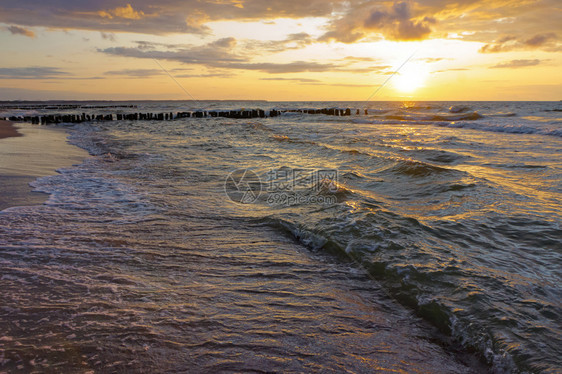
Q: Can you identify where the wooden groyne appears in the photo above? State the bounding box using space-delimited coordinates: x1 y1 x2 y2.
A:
1 107 364 125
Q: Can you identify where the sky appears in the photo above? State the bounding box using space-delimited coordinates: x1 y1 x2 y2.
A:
0 0 561 101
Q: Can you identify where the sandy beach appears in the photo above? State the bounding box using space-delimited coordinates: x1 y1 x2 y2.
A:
0 120 22 140
0 121 87 211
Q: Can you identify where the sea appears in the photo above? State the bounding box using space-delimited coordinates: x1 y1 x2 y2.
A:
0 101 560 373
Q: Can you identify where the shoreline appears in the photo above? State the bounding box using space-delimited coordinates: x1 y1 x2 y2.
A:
0 121 88 211
0 120 23 140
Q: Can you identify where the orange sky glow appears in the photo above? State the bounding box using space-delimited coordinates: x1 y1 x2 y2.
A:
0 0 560 101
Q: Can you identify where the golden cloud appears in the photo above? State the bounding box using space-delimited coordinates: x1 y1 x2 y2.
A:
98 4 145 20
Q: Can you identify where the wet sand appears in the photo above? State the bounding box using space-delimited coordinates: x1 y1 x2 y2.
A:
0 120 22 140
0 121 88 211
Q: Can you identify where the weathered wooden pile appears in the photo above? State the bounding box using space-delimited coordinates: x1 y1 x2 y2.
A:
2 107 365 125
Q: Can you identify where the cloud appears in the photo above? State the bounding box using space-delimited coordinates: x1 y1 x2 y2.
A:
524 33 557 47
100 32 117 42
244 33 314 52
100 38 384 74
6 25 35 38
259 77 375 87
0 0 338 35
0 1 208 35
103 65 230 79
417 57 448 63
98 4 145 20
260 77 321 83
0 67 103 80
0 0 560 54
104 69 163 77
175 72 235 78
339 56 379 62
490 59 542 69
480 33 559 53
435 0 562 48
100 40 392 74
0 0 559 56
0 67 70 79
320 1 435 43
213 61 339 74
363 2 434 40
134 41 189 50
101 38 242 65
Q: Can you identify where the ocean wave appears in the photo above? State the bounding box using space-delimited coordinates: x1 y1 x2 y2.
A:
401 104 440 111
437 121 562 137
341 171 367 180
261 215 527 373
383 159 453 177
0 109 41 117
487 113 517 118
449 105 471 113
365 109 390 115
381 112 484 122
399 149 471 165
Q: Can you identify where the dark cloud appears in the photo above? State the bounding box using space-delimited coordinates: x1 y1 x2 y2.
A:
0 2 207 35
101 37 242 65
0 0 559 51
0 66 103 80
134 41 190 50
6 25 35 38
480 33 558 53
524 33 557 47
0 0 338 35
0 67 70 79
320 1 435 43
490 59 542 69
100 38 390 74
363 2 433 40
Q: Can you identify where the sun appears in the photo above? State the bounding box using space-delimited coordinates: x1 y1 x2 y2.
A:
392 64 429 93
